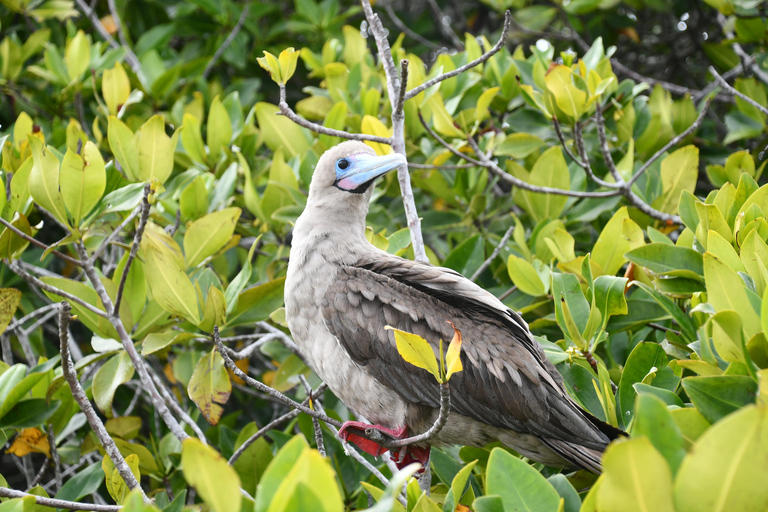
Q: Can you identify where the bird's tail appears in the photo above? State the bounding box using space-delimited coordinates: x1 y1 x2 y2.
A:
541 438 605 474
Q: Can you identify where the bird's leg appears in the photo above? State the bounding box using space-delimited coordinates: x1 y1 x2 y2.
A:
337 422 431 473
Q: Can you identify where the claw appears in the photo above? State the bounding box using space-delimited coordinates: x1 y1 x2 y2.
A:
336 421 431 474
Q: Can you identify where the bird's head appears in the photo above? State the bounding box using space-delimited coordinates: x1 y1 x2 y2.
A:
308 141 406 201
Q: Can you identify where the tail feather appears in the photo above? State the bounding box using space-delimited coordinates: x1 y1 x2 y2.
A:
541 438 605 474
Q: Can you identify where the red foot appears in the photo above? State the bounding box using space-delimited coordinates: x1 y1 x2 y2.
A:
337 421 431 473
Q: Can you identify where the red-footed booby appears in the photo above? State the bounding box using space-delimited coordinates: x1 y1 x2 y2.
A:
285 141 623 473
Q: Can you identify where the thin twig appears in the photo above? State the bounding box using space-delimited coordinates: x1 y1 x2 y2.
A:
407 162 475 169
114 183 151 314
7 261 109 319
573 120 620 188
383 3 440 50
277 84 391 144
228 409 300 465
72 0 141 77
424 0 464 49
718 12 768 86
361 0 400 107
299 375 326 457
0 217 82 267
710 65 768 117
471 225 515 281
5 304 59 333
0 487 120 512
59 302 145 498
404 10 511 101
107 0 133 57
627 99 711 186
393 59 409 118
372 383 450 448
594 106 624 184
552 117 586 168
202 5 250 80
47 425 62 492
148 369 208 444
89 206 141 264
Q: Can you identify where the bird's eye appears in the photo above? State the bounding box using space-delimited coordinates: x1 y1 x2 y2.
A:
338 159 349 170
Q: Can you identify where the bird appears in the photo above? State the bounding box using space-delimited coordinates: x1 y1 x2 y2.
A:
284 140 624 474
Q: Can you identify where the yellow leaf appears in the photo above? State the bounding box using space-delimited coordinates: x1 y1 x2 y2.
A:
444 321 463 381
474 87 499 123
360 115 393 156
182 438 242 512
137 115 177 184
386 326 441 381
257 51 282 83
6 428 50 458
0 288 22 336
102 62 130 116
428 93 465 138
545 65 587 119
188 348 232 425
278 47 300 83
64 30 90 82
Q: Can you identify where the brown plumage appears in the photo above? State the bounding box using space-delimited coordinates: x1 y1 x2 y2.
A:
285 141 623 473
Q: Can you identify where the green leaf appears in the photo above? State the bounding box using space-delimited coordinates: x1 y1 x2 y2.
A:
254 102 311 159
631 282 697 343
207 96 232 160
631 394 686 475
386 326 441 381
592 275 628 331
652 145 698 215
55 463 104 503
617 342 668 429
233 424 274 497
597 437 675 512
552 272 590 346
711 310 747 363
188 348 231 425
255 436 308 512
181 438 242 512
485 447 560 512
107 117 140 181
102 62 131 116
546 474 580 512
28 138 70 228
674 405 768 512
59 141 106 226
624 244 704 281
64 30 90 82
681 376 757 424
92 351 135 417
518 146 570 222
496 133 546 159
0 398 60 428
137 115 178 184
142 246 201 325
183 207 241 268
544 65 587 119
592 207 645 276
507 254 547 297
267 447 344 512
428 93 465 138
181 114 207 165
704 252 762 338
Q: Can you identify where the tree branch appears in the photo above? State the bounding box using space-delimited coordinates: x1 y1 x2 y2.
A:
471 224 515 282
73 0 142 78
0 487 120 512
89 206 141 264
573 119 620 188
710 65 768 117
388 382 449 448
383 3 440 50
403 10 510 101
277 84 391 144
59 302 145 498
627 98 711 186
593 106 625 184
0 217 83 267
147 368 208 444
113 183 150 314
202 5 250 80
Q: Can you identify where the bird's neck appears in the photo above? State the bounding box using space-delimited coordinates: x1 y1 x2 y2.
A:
291 198 371 265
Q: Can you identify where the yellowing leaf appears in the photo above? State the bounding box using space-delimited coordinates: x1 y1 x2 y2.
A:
507 254 547 296
428 93 465 138
59 141 106 226
386 326 440 381
257 51 282 83
474 87 499 123
137 115 177 184
183 207 241 268
545 65 587 119
103 453 140 504
6 428 50 458
518 146 570 222
28 137 70 228
254 102 311 159
143 246 201 324
652 145 699 215
592 207 644 276
444 322 463 381
207 96 232 161
182 438 242 512
188 348 232 425
0 288 22 336
181 114 207 165
64 30 90 82
705 252 762 338
102 62 130 116
107 116 140 181
278 47 300 83
360 115 393 156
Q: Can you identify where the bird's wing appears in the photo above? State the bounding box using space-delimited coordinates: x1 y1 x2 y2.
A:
321 257 617 451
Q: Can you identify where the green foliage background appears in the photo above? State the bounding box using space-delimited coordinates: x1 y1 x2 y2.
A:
1 0 768 511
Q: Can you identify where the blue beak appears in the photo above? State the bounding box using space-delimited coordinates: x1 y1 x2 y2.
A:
334 153 407 192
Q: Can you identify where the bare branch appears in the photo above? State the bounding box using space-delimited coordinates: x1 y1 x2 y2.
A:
573 119 621 188
228 409 300 465
7 261 109 319
277 84 391 144
407 162 475 169
404 11 510 101
710 65 768 117
361 0 400 106
47 425 63 492
0 217 82 267
383 3 440 50
114 183 151 314
6 303 58 333
552 117 586 168
89 206 141 263
202 5 250 80
148 368 208 444
418 111 484 166
75 243 191 443
59 302 145 498
717 13 768 87
393 59 409 119
424 0 464 49
471 224 515 282
627 98 711 186
594 106 625 184
0 487 120 512
299 375 326 457
73 0 141 78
